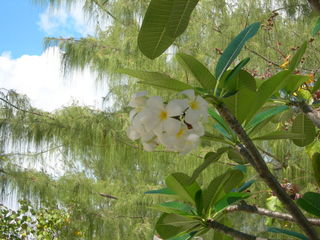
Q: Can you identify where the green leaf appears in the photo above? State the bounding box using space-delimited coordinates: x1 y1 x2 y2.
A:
202 169 244 215
222 71 257 123
245 70 291 122
312 78 320 94
168 231 198 240
237 179 256 192
208 108 233 138
252 131 305 140
150 202 195 216
312 17 320 36
145 187 176 195
312 153 320 187
119 69 193 92
297 192 320 217
138 0 199 59
292 114 316 147
284 75 309 93
214 192 251 212
245 105 289 131
176 53 216 90
166 173 201 204
223 58 251 90
267 227 308 240
288 41 307 72
190 149 227 182
156 213 200 239
215 22 260 80
227 149 248 164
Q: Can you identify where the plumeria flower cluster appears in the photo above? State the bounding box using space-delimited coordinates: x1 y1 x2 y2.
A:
127 90 208 154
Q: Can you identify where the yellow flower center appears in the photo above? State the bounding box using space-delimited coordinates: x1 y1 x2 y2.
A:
176 129 185 138
159 111 168 120
189 101 199 110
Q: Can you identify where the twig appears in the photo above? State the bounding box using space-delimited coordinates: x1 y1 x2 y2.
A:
291 101 320 128
225 203 320 226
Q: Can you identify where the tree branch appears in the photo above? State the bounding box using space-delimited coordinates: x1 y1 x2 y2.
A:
292 101 320 128
225 204 320 226
307 0 320 12
207 219 270 240
215 103 319 240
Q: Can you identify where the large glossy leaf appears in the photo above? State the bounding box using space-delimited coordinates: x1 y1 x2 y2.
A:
156 213 200 239
267 227 308 240
223 58 251 91
292 114 316 147
312 153 320 187
223 86 257 124
227 148 248 164
214 192 251 212
176 53 216 90
202 169 244 215
236 179 256 192
190 148 228 182
145 187 176 195
245 70 291 122
297 192 320 217
208 109 233 137
288 41 307 72
245 105 289 131
215 22 260 80
284 74 309 94
119 69 192 92
138 0 199 59
252 131 305 140
312 17 320 36
166 173 201 204
168 231 198 240
150 202 195 216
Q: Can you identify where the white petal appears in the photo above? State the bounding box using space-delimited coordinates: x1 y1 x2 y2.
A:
163 118 181 134
127 126 140 140
141 131 155 142
146 96 164 110
181 89 195 99
192 123 205 136
185 109 201 124
129 109 137 120
142 141 157 152
166 99 185 116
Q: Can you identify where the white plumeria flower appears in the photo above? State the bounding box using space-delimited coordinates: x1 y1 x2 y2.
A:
158 125 200 154
181 89 208 124
142 96 184 135
129 91 148 120
142 138 158 152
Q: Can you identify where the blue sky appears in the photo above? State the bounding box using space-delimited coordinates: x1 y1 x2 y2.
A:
0 1 48 58
0 1 106 112
0 1 91 59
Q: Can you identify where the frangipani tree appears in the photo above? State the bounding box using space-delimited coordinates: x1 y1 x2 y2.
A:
121 1 320 239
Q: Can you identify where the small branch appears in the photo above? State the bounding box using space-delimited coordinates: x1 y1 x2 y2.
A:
215 103 319 240
293 101 320 128
308 0 320 12
225 204 320 226
0 97 55 120
99 193 118 200
207 219 269 240
245 47 281 68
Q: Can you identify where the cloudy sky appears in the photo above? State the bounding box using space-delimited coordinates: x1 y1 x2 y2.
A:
0 1 107 112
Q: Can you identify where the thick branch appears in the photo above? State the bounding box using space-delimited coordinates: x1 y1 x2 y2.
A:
225 204 320 226
296 101 320 128
207 220 269 240
308 0 320 12
216 103 319 240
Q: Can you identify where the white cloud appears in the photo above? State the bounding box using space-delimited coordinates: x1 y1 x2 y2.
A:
38 2 96 37
0 47 108 112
